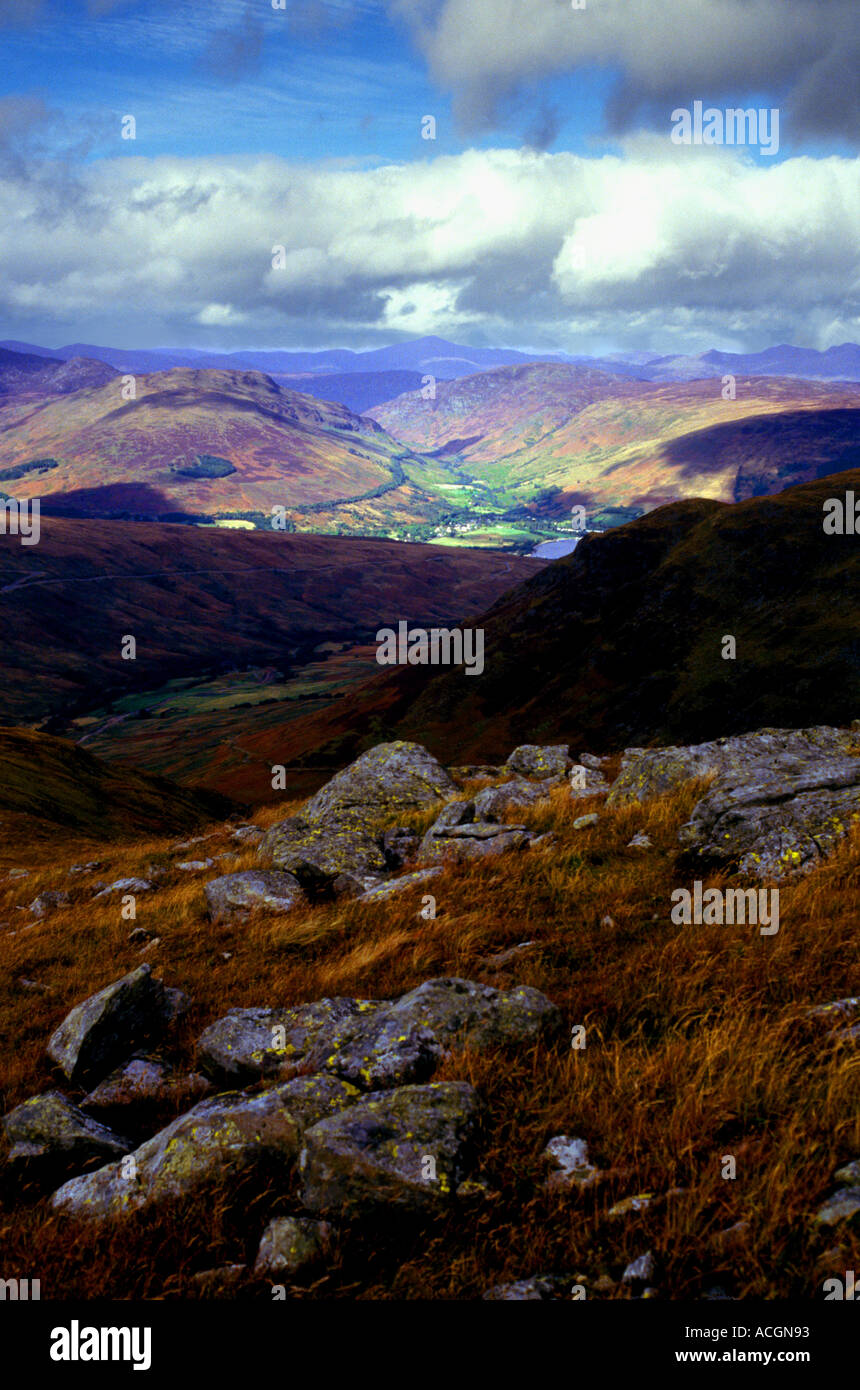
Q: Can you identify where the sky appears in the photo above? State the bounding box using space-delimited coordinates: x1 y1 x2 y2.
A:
0 0 858 354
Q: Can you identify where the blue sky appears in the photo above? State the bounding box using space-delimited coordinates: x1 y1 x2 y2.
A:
0 0 857 353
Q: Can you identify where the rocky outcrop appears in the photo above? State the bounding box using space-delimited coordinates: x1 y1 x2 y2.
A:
51 1074 360 1221
298 1082 480 1215
607 725 860 881
3 1091 132 1173
198 977 559 1090
302 742 455 828
46 965 179 1087
257 818 386 891
473 779 554 818
204 870 307 923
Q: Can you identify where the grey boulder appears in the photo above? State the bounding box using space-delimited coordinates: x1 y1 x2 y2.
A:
204 870 307 923
197 998 383 1083
253 1216 332 1279
299 1081 480 1215
3 1090 132 1172
46 964 178 1087
504 745 572 781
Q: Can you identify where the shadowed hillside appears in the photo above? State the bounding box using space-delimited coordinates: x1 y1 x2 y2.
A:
244 468 860 779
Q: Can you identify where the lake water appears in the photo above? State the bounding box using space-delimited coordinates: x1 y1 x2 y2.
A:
531 537 582 558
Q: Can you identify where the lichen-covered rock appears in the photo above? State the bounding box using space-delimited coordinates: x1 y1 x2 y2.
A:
204 870 307 923
46 965 176 1087
504 745 571 781
302 742 455 828
3 1090 132 1171
51 1074 361 1221
253 1216 332 1278
299 1081 480 1215
608 725 860 882
357 867 443 905
473 779 554 819
257 818 386 889
309 976 560 1089
197 999 383 1083
573 813 599 830
834 1160 860 1185
608 725 860 805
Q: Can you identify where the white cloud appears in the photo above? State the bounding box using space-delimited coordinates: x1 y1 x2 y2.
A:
0 143 857 350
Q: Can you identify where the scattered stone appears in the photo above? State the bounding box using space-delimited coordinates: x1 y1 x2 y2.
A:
69 863 101 874
473 779 554 819
253 1216 332 1279
93 877 153 899
627 832 652 849
177 859 215 871
3 1090 131 1171
197 998 383 1083
504 745 571 781
204 870 307 924
232 826 263 843
482 1274 570 1301
52 1074 361 1221
418 800 534 863
622 1251 655 1283
834 1159 860 1185
127 927 151 945
578 753 608 770
573 813 599 830
807 998 860 1027
600 915 616 928
29 890 70 918
8 869 29 879
478 941 537 971
608 1192 654 1219
569 764 610 799
46 964 178 1087
299 1081 480 1215
81 1056 211 1118
813 1188 860 1227
543 1136 601 1191
357 868 443 905
18 977 51 993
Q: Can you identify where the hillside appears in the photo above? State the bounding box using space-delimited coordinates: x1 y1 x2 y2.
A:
369 366 860 519
0 367 441 526
0 517 539 737
241 468 860 773
0 728 230 846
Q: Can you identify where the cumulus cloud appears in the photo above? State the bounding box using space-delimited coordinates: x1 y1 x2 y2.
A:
0 144 857 350
386 0 860 144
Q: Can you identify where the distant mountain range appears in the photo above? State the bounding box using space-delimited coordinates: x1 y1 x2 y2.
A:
1 351 858 532
2 335 859 390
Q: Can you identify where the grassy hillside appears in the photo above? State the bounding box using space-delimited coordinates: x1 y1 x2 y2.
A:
1 773 857 1298
238 468 860 773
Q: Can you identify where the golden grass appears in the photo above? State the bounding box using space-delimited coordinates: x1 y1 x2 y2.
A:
0 779 858 1299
